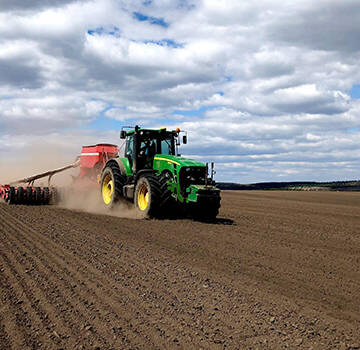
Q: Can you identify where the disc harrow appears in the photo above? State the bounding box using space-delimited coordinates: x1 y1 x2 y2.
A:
1 185 55 205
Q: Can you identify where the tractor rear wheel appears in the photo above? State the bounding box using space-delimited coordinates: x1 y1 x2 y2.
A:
100 163 125 208
135 175 161 218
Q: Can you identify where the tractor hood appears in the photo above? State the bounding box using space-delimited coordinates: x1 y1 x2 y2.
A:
153 154 205 168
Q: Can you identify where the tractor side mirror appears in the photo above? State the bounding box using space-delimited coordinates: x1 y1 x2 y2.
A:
120 130 126 139
183 135 187 144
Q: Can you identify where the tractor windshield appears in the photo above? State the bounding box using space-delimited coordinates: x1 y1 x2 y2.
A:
160 138 174 155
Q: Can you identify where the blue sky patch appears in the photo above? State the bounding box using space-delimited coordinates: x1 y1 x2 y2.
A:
82 103 125 131
133 12 168 27
350 84 360 99
85 115 124 131
87 27 104 36
172 106 219 117
145 39 183 48
108 27 120 36
87 26 120 37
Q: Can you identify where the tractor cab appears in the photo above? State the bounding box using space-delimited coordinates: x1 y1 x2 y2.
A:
121 126 180 173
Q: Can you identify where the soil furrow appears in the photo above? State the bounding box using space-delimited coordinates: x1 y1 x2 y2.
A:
0 248 74 349
0 258 41 350
0 211 153 349
0 209 325 347
0 227 116 349
0 206 176 349
0 313 12 350
36 217 236 341
4 206 244 347
1 190 360 349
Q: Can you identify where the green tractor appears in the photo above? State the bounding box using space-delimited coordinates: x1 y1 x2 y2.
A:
100 125 221 220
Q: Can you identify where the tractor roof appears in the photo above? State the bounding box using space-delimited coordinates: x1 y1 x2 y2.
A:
125 127 176 136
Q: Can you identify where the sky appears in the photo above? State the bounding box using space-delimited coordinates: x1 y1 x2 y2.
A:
1 0 360 183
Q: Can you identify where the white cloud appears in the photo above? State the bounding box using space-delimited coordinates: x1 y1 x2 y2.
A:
0 0 83 12
0 0 360 182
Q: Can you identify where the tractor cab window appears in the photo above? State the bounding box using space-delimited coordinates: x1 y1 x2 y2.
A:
140 139 156 158
125 135 134 166
160 138 174 155
139 138 156 168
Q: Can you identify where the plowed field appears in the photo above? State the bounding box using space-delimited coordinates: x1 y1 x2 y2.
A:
0 191 360 349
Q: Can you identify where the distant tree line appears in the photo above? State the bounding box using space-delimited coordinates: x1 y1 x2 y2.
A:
217 180 360 191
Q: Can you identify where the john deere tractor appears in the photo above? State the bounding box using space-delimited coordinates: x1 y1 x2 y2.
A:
100 125 221 220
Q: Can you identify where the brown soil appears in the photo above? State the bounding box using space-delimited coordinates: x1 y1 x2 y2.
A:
0 190 360 349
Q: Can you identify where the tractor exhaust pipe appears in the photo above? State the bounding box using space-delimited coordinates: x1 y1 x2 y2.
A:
211 162 215 182
205 163 209 186
205 162 215 187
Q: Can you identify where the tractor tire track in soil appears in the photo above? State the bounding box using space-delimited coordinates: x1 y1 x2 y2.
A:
0 190 360 349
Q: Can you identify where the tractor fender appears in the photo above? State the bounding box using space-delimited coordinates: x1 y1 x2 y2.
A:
135 169 157 184
104 158 126 177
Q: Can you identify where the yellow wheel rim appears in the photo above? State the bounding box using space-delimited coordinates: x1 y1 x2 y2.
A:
137 184 149 211
102 174 113 205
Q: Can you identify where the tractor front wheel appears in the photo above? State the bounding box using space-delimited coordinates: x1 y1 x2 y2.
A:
100 163 125 208
135 175 161 218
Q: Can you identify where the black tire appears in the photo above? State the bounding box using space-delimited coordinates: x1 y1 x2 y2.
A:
17 187 25 204
26 187 33 204
100 163 125 208
158 173 173 206
157 173 178 217
134 174 161 218
35 187 42 204
43 187 50 204
8 187 17 204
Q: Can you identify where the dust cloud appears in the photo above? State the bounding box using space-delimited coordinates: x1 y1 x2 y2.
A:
0 143 78 186
0 142 140 219
58 187 141 219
